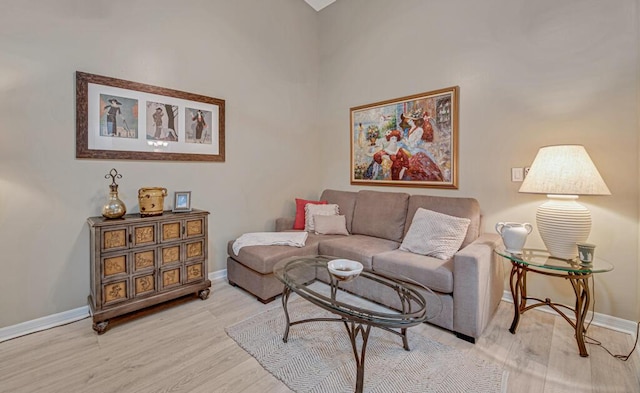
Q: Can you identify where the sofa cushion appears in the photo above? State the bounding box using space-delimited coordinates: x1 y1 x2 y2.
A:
317 235 400 270
350 190 409 242
406 195 480 248
304 203 339 232
320 189 358 233
372 249 454 294
400 208 470 260
294 198 326 230
313 215 349 235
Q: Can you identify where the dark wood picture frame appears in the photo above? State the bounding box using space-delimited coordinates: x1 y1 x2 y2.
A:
76 71 225 162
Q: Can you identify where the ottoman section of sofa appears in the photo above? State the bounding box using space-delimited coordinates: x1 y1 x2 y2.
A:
226 233 340 303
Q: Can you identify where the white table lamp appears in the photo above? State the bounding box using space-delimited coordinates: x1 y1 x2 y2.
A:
519 145 611 260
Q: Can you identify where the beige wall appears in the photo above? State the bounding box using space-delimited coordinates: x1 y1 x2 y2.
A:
0 0 323 328
637 0 640 321
1 0 638 329
317 0 640 321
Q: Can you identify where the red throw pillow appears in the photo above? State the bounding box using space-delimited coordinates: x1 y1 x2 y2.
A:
294 198 327 230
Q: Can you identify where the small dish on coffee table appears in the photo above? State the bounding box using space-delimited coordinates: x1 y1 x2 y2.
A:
328 259 363 282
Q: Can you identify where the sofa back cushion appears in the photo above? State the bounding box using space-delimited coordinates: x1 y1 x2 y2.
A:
320 189 358 233
351 190 410 242
405 195 480 248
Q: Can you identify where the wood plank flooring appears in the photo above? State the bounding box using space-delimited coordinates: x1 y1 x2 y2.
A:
1 280 638 393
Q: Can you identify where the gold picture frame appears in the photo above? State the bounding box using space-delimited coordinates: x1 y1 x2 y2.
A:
350 86 459 188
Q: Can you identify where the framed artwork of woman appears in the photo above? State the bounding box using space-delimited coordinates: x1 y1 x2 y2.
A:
350 86 459 189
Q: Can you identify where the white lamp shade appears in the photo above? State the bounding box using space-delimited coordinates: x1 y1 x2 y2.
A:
519 145 610 196
519 145 610 260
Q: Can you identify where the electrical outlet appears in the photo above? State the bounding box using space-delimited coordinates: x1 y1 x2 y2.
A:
524 167 530 178
511 168 524 182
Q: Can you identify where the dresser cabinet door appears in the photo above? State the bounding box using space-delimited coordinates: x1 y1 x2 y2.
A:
185 262 205 283
133 273 156 297
102 254 129 279
101 226 128 253
160 267 182 290
160 244 182 266
131 223 157 247
185 239 205 262
133 248 156 272
184 217 205 239
160 220 182 243
103 280 128 306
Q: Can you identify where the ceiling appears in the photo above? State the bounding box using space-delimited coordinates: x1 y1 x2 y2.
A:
304 0 336 11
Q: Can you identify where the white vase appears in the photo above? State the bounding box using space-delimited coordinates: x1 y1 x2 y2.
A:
495 222 533 254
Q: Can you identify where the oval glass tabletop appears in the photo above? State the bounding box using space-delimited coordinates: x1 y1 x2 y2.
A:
273 255 442 326
495 248 614 274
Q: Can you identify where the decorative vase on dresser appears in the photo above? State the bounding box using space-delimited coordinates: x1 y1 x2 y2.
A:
87 209 211 334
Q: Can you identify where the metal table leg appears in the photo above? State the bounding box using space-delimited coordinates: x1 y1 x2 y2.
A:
509 262 526 334
343 320 372 393
568 275 591 357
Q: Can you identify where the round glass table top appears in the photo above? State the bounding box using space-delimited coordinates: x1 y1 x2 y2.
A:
495 248 614 274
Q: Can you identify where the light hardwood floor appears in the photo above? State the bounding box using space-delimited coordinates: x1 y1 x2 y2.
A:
1 280 638 393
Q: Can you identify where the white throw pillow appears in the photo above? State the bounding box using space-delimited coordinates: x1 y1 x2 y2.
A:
400 208 471 260
304 203 339 232
313 215 349 235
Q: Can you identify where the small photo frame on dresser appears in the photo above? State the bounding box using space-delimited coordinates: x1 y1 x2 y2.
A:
173 191 192 212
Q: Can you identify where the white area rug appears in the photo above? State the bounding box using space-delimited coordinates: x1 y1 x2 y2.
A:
226 299 507 393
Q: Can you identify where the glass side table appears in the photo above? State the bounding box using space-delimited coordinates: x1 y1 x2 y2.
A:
495 248 614 357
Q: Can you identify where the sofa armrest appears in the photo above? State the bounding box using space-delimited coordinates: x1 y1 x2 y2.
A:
452 233 504 339
275 217 295 232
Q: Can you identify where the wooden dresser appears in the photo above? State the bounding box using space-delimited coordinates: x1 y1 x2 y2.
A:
87 209 211 334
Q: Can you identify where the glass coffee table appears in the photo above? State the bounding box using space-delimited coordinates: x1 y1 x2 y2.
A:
495 248 614 357
273 255 441 393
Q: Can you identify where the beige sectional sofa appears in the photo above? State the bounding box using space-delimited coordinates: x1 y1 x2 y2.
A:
227 189 504 342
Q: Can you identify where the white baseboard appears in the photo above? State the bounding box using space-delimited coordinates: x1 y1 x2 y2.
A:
209 268 228 282
0 269 230 343
0 306 90 343
500 291 638 340
1 273 635 344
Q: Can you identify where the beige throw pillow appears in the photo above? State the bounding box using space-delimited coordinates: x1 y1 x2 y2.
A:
304 203 339 232
400 208 471 260
313 215 349 235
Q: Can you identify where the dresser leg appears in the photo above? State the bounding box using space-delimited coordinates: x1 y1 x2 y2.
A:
93 320 109 335
198 289 210 300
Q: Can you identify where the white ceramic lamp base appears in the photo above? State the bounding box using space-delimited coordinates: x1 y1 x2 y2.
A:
536 195 591 260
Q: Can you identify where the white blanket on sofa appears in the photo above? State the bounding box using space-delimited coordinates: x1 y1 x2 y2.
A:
232 231 308 255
